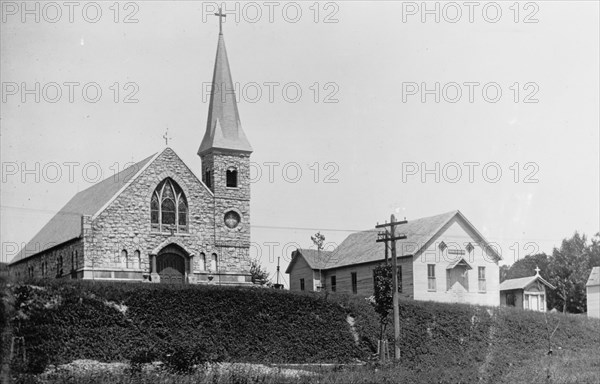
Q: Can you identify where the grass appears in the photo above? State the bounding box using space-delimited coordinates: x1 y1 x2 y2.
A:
16 350 600 384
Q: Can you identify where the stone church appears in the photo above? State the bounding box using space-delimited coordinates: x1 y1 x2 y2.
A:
10 26 253 285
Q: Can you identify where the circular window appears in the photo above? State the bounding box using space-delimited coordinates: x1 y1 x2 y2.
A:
224 211 241 229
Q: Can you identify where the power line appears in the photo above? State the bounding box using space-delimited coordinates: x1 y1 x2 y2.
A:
0 204 593 242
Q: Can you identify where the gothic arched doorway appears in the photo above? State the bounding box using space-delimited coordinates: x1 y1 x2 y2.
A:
156 244 189 284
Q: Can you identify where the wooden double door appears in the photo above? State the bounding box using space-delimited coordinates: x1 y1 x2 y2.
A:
157 253 185 284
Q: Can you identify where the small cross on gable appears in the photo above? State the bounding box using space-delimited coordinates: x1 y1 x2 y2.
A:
535 266 541 275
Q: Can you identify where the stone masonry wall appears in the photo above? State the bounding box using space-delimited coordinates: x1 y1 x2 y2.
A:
201 151 251 274
89 148 251 277
10 239 84 280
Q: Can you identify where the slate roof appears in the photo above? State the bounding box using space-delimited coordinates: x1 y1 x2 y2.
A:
587 266 600 287
499 274 556 291
198 33 252 155
287 210 501 272
10 153 156 264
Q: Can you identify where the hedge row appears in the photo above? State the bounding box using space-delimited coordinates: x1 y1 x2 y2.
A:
10 281 363 373
8 279 600 382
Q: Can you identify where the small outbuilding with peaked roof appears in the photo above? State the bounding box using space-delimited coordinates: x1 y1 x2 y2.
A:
499 268 555 312
586 266 600 318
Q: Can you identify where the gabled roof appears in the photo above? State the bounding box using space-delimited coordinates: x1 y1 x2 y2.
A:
10 152 158 264
198 32 252 155
587 267 600 287
447 257 473 270
285 248 334 273
286 210 501 273
499 274 556 291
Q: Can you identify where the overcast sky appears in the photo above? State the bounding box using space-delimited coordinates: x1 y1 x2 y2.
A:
2 1 599 285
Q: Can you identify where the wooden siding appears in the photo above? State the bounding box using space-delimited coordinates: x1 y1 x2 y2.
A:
412 217 500 306
321 258 414 298
587 286 600 318
288 255 315 292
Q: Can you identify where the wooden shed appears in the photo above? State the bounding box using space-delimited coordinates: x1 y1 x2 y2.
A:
499 267 555 312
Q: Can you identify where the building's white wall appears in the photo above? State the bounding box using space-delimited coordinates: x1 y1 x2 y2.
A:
587 285 600 318
412 217 500 306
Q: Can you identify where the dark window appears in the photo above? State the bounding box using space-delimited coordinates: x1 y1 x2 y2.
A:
211 253 218 272
226 169 238 188
351 272 358 294
427 264 436 291
151 178 188 232
134 250 141 268
71 251 75 271
204 169 212 189
330 276 336 292
300 278 305 291
506 292 516 306
199 253 206 271
57 254 63 277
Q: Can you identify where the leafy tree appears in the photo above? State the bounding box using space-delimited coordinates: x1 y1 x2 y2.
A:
587 233 600 269
503 253 550 281
249 259 270 285
370 264 394 340
499 265 510 283
311 232 326 290
547 232 592 313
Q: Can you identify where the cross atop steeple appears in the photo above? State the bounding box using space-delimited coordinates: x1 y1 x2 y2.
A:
163 127 172 146
214 7 226 35
198 15 252 156
535 266 541 275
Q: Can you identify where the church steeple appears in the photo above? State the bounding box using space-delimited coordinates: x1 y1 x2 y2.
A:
198 20 252 156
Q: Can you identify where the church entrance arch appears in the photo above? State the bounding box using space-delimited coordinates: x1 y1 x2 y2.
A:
156 244 189 284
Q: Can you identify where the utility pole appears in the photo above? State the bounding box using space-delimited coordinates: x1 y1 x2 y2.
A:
376 214 407 362
276 257 280 285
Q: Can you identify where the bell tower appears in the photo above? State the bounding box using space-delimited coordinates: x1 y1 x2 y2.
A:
199 9 252 280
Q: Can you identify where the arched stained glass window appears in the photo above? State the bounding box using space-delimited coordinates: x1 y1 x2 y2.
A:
178 196 187 226
162 198 176 225
151 195 159 226
150 178 189 233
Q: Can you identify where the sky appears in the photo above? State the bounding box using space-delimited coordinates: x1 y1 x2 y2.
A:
1 1 599 286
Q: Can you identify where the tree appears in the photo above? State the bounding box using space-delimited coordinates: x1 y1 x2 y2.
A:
499 264 510 283
547 232 591 313
587 233 600 269
371 265 394 338
249 259 270 285
368 264 394 362
311 232 326 290
503 232 600 313
503 252 550 281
